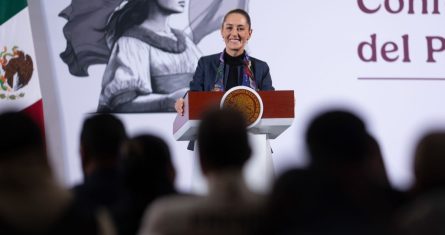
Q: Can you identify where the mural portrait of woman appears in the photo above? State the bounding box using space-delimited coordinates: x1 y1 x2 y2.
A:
59 0 249 113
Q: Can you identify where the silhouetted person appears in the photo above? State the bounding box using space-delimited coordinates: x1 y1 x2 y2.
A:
73 114 127 210
309 110 400 234
113 134 176 235
259 168 324 235
306 110 369 168
412 132 445 194
0 111 103 235
138 108 264 235
365 134 391 189
264 110 399 235
395 132 445 235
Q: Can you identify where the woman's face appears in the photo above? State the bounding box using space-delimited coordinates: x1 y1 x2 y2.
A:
156 0 186 14
221 13 252 56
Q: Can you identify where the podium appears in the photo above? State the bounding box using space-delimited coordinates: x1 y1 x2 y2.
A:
173 90 294 140
173 90 294 193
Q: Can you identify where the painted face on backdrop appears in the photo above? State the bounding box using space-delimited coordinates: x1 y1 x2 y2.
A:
156 0 186 14
221 13 252 56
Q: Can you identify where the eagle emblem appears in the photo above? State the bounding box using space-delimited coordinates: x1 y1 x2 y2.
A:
0 46 33 100
221 87 264 128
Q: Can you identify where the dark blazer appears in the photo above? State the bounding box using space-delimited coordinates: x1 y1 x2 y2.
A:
187 53 274 150
190 53 274 91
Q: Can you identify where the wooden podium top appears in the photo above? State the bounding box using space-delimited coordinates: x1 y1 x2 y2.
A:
173 90 294 140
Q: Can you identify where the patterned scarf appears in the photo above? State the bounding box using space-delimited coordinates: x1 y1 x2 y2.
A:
212 51 257 92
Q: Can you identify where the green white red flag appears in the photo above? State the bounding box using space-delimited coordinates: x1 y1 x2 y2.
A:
0 0 44 130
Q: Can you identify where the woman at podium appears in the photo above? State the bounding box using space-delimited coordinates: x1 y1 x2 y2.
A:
175 9 274 114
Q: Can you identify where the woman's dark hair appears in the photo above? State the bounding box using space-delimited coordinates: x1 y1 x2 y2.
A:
106 0 151 44
120 134 175 194
198 108 251 171
80 114 127 160
0 111 45 159
222 9 252 29
306 110 368 165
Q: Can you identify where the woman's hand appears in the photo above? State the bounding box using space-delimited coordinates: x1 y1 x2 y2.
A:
175 98 185 116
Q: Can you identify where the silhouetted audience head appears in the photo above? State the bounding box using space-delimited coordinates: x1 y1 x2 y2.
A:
121 134 176 194
267 109 398 235
80 114 127 175
365 134 391 187
197 108 251 174
413 131 445 193
0 111 45 160
262 168 324 235
394 131 445 235
306 110 369 167
0 112 103 234
138 108 263 235
114 134 176 235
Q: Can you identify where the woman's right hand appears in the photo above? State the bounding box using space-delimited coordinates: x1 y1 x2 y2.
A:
175 98 185 116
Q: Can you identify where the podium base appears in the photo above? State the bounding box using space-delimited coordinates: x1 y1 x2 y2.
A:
244 133 274 194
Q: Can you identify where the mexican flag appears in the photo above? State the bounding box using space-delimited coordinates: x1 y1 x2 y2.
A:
0 0 44 131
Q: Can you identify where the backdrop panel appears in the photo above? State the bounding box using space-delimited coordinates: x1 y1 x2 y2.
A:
30 0 445 191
